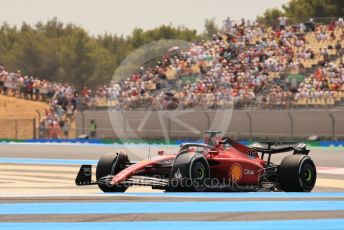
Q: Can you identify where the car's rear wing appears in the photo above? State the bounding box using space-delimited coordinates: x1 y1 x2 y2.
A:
250 141 310 166
221 138 309 166
250 141 309 155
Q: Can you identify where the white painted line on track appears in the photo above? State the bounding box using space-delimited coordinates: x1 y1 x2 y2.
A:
317 167 344 175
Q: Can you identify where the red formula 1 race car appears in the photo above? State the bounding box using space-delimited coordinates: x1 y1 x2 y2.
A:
75 131 317 192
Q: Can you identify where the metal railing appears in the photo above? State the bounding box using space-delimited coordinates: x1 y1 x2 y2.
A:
0 119 36 139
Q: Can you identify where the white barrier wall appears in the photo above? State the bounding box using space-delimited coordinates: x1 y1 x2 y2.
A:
76 110 344 140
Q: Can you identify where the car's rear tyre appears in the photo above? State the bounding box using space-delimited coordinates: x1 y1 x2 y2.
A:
96 152 129 193
278 155 316 192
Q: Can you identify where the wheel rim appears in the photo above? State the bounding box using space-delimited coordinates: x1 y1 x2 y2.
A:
301 163 316 190
197 167 204 179
191 161 208 192
305 168 312 181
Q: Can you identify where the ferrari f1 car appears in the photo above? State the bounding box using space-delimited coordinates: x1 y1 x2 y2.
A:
75 131 317 192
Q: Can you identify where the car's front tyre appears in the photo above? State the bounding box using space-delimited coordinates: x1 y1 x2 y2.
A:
96 152 129 192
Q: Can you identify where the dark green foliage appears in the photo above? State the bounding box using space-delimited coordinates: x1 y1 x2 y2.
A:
257 8 284 25
0 18 201 89
258 0 344 24
203 18 219 39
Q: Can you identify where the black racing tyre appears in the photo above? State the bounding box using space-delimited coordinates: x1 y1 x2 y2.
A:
96 152 129 193
190 160 209 192
278 155 317 192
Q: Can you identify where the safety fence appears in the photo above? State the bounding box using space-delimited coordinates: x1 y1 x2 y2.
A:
0 119 36 139
1 110 344 142
75 109 344 141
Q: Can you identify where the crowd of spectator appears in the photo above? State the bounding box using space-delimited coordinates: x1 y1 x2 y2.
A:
0 65 78 138
0 68 56 100
1 17 344 118
295 62 344 104
38 89 78 139
94 18 344 110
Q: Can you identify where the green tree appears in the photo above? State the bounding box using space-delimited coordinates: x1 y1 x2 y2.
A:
259 0 343 24
203 18 219 39
257 8 284 25
0 18 202 89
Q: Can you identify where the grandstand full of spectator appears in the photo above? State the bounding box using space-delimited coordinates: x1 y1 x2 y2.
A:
1 17 344 140
94 17 344 109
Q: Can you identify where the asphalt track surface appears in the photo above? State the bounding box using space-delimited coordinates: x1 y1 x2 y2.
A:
0 143 344 229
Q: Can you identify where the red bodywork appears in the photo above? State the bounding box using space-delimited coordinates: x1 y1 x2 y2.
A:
111 138 266 186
